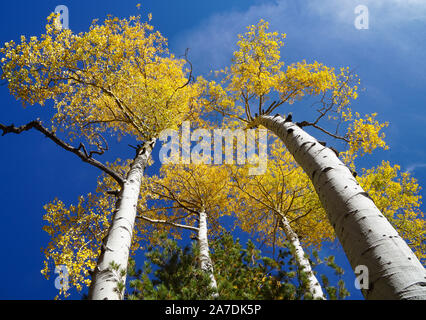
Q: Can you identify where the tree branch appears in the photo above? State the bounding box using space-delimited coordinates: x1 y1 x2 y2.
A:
137 210 199 232
0 120 125 186
296 121 349 143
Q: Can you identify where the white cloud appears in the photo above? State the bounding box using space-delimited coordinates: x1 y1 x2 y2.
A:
171 0 292 71
406 163 426 173
171 0 426 75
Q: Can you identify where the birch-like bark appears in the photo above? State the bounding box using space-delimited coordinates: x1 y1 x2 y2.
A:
88 139 156 300
198 210 218 295
258 115 426 300
279 215 325 299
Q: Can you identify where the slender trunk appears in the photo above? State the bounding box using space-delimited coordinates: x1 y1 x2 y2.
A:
258 115 426 300
88 139 156 300
198 210 218 296
280 215 325 299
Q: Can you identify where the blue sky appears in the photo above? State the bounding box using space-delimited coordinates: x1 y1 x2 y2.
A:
0 0 425 300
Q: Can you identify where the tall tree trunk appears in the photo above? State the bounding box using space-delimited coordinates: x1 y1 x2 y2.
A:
198 210 218 296
89 139 156 300
279 215 325 299
258 115 426 300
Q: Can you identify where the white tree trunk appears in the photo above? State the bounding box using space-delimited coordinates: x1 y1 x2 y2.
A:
280 215 325 299
258 115 426 300
198 210 218 295
89 139 155 300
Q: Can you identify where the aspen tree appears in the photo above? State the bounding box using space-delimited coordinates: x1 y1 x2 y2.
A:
143 164 233 296
0 13 198 299
201 20 426 299
229 139 331 299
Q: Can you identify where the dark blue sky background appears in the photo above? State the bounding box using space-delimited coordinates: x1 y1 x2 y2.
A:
0 0 425 300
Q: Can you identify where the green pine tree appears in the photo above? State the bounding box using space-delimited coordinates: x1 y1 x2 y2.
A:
125 232 349 300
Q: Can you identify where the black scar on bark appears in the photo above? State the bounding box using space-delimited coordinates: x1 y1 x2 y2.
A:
322 167 333 173
329 146 340 157
284 113 293 123
356 192 374 202
305 142 316 153
296 121 309 127
297 141 313 153
107 190 121 197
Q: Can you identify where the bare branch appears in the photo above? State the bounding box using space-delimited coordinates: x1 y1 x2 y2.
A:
296 121 349 143
137 210 199 232
0 120 125 186
289 209 313 224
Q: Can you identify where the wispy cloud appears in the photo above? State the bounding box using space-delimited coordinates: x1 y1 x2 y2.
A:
169 0 426 183
406 163 426 173
172 0 426 78
171 0 293 71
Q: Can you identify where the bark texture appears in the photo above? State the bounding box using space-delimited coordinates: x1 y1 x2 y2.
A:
280 215 325 299
259 115 426 300
89 139 156 300
198 210 218 295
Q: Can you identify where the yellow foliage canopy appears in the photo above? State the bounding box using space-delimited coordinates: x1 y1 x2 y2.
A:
0 13 199 143
359 161 426 263
228 138 334 250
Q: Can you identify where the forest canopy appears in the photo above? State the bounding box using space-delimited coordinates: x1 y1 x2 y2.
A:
0 5 425 301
